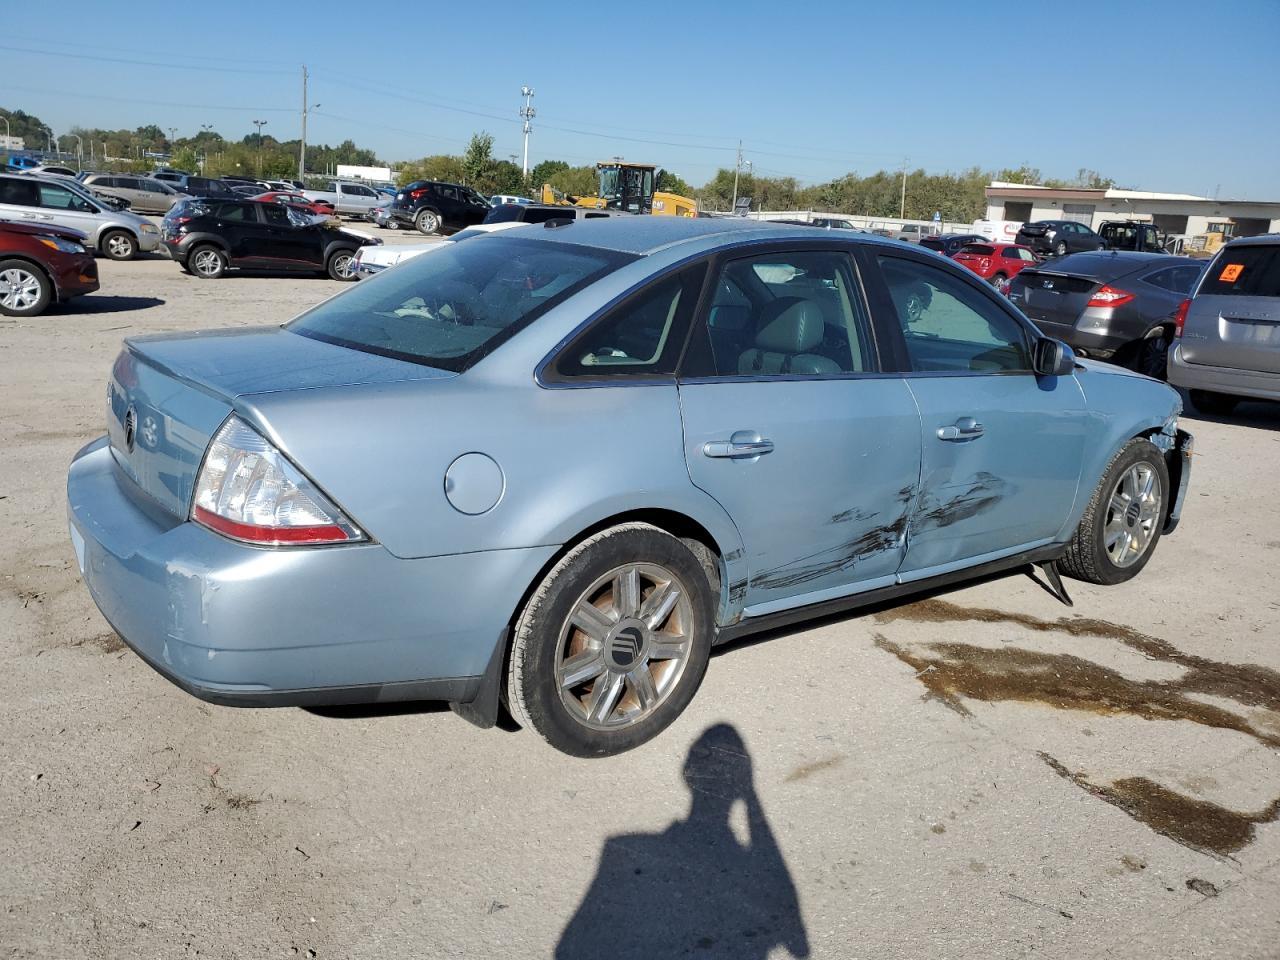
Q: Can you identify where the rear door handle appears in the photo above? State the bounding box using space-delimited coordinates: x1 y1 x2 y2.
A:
937 417 985 441
703 431 775 459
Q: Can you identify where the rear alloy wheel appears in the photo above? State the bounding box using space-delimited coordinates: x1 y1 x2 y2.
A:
1060 438 1168 585
1132 335 1170 380
188 245 227 279
327 250 357 281
989 272 1007 288
415 209 441 235
506 523 714 757
0 260 52 317
1054 240 1068 257
1188 389 1239 416
101 230 137 261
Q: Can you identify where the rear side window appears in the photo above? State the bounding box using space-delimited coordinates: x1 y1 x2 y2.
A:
1200 246 1280 297
0 178 39 206
522 208 573 224
879 255 1031 373
548 264 707 381
960 244 994 256
1145 264 1203 294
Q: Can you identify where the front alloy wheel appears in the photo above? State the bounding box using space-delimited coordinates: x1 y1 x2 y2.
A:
0 262 51 316
506 523 714 757
1103 463 1162 568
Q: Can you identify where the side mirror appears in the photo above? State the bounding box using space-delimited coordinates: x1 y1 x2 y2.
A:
1033 337 1076 377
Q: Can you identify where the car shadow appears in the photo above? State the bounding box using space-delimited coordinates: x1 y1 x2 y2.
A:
302 700 453 720
1178 403 1280 432
556 723 810 960
58 296 165 315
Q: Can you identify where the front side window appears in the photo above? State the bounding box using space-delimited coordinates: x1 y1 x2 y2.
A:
289 237 630 371
38 183 90 211
681 251 872 378
878 255 1031 373
549 264 707 381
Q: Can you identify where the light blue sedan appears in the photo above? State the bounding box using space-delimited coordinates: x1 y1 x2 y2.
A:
67 218 1193 756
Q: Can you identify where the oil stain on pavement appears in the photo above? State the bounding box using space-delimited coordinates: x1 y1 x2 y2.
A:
873 598 1280 856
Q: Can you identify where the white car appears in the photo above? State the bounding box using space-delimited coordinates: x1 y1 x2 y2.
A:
490 194 533 206
352 222 528 278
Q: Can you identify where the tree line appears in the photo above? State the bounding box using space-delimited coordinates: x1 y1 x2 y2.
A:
4 106 1112 219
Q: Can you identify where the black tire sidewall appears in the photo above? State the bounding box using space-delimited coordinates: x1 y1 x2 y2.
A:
0 259 52 316
1084 441 1169 585
102 230 136 261
415 209 440 235
514 528 714 758
189 245 225 279
327 249 356 281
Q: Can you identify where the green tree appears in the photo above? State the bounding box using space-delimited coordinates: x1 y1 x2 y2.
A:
397 154 467 186
462 132 495 186
530 159 569 187
547 165 598 199
656 168 693 197
994 165 1043 185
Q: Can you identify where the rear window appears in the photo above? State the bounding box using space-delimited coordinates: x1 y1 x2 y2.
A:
288 237 631 372
1199 246 1280 298
959 244 994 256
919 237 944 250
483 204 525 223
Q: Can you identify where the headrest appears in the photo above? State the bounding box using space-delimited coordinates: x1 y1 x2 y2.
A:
755 298 824 354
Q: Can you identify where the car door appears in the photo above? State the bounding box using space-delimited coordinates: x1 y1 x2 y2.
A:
211 202 271 266
0 175 44 223
137 179 173 214
258 202 322 268
676 246 923 617
113 177 148 211
866 249 1088 580
34 180 104 239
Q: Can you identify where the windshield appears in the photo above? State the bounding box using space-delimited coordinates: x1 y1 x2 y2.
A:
597 166 619 201
288 237 631 371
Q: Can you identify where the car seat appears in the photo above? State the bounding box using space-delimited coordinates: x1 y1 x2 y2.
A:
737 298 841 375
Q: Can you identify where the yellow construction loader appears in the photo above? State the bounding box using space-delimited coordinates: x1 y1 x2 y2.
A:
541 161 697 217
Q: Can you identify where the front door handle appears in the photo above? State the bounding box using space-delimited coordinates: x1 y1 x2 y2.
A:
937 417 985 441
703 431 775 459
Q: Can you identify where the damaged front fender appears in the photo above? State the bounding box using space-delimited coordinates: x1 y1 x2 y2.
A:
1153 423 1194 535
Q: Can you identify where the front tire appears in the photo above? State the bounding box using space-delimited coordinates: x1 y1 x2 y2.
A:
101 230 137 261
327 249 357 281
506 523 714 757
1059 439 1168 585
0 259 52 317
1188 389 1239 416
415 209 442 235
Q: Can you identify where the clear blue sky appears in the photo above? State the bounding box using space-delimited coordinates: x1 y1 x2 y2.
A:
5 0 1278 197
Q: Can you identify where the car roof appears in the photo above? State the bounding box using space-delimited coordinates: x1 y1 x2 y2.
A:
503 215 900 256
1223 232 1280 248
1033 250 1189 278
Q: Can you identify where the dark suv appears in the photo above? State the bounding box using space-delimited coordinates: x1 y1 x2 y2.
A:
1016 220 1104 258
169 175 241 200
160 198 376 280
389 180 491 235
1099 221 1164 252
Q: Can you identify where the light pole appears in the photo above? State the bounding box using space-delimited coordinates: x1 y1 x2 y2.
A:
1 114 9 144
45 128 55 154
68 134 83 170
519 85 535 178
252 119 268 176
899 157 909 220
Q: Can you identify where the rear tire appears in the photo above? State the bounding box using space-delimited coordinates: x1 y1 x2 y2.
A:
188 245 226 279
989 272 1007 287
101 230 137 261
1059 438 1168 585
505 523 714 757
1132 335 1170 380
1188 389 1239 416
0 259 52 317
415 209 441 235
1054 240 1068 257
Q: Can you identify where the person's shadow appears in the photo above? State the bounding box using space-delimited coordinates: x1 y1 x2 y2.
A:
556 723 810 959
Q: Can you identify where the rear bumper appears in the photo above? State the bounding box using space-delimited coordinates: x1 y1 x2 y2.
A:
1029 315 1131 359
1167 342 1280 401
67 437 556 708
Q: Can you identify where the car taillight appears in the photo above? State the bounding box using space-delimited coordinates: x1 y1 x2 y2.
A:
1172 298 1191 338
191 416 364 546
1086 285 1135 308
409 188 428 199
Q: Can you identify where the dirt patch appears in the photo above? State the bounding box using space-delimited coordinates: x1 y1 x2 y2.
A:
784 756 843 783
72 631 126 654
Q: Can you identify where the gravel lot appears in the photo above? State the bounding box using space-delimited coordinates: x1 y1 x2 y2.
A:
2 227 1279 959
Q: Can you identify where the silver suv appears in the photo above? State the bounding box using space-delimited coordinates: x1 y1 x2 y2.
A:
79 173 186 215
0 173 161 260
1168 234 1280 413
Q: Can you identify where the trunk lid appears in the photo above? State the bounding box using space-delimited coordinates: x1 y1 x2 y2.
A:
1008 268 1101 327
107 327 454 518
1179 244 1280 374
1018 223 1050 237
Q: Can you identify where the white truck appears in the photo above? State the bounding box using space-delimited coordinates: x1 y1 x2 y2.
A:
301 180 387 218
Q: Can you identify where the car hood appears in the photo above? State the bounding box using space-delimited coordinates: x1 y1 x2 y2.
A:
1074 356 1156 381
0 219 88 243
125 325 454 399
358 242 444 267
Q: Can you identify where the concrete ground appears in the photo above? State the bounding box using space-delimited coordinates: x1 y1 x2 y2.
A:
2 226 1279 959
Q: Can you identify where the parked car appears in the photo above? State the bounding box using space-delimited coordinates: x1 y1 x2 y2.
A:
159 198 378 280
5 155 40 172
150 171 186 187
490 194 533 206
68 218 1192 756
953 242 1038 287
0 220 99 316
251 191 335 217
895 223 931 242
810 217 862 231
482 203 621 226
1099 220 1164 253
0 173 161 260
230 184 267 197
301 180 384 218
366 204 400 229
78 174 186 215
169 175 242 200
389 180 492 235
1016 220 1104 258
26 164 78 178
919 233 989 258
351 221 528 277
1008 251 1204 377
1168 234 1280 413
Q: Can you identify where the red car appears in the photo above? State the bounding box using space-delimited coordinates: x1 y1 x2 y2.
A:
953 242 1038 287
250 191 335 217
0 220 99 317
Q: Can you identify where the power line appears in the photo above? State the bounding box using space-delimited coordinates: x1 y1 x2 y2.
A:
0 43 293 75
0 83 295 114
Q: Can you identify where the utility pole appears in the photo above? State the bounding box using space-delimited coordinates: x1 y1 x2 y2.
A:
731 142 751 213
45 128 54 153
900 157 908 220
69 134 83 170
253 119 268 176
519 86 535 178
299 66 320 181
168 127 177 148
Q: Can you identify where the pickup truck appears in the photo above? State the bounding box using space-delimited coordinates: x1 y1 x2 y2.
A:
301 181 385 218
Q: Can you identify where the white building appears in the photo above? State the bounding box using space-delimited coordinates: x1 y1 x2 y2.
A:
0 135 25 151
984 181 1280 240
